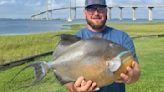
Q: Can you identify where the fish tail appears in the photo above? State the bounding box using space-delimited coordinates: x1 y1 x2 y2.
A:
10 61 50 85
29 61 49 84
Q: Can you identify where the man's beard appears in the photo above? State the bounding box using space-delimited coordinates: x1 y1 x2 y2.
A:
86 16 107 30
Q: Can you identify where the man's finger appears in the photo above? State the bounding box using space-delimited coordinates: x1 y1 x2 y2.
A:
127 66 132 74
88 82 97 91
131 61 136 68
120 73 129 82
127 66 133 78
74 76 85 87
82 80 92 91
81 80 87 86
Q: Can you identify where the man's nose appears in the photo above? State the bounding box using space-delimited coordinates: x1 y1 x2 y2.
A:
93 10 99 15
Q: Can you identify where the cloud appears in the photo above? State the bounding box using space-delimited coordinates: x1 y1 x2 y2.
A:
51 0 164 7
107 0 164 5
24 1 42 6
151 0 164 4
0 0 15 5
0 0 46 6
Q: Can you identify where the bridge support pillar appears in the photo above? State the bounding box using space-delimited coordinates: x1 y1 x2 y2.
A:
108 7 112 20
68 7 72 22
119 7 124 20
50 11 53 20
71 8 76 20
148 7 154 21
40 15 43 20
132 7 137 21
31 16 34 20
46 12 49 20
68 0 73 22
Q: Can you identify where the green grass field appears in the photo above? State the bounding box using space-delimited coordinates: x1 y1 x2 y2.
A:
127 37 164 92
0 31 75 64
0 23 164 92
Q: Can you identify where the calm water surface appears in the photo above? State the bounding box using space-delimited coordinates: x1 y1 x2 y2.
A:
0 19 163 35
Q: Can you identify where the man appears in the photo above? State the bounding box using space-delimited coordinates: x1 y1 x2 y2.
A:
65 0 140 92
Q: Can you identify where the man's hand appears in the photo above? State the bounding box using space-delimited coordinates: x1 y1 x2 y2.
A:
65 76 98 92
116 61 140 84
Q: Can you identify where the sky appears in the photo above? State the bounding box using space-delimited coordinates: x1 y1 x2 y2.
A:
0 0 164 19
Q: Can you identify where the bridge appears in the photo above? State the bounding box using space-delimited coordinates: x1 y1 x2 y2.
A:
31 0 164 21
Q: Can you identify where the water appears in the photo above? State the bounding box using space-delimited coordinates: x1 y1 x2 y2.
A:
0 19 164 35
0 19 69 35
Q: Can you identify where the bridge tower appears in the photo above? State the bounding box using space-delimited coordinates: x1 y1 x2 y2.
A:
73 0 76 19
67 0 77 22
68 0 72 21
46 0 53 20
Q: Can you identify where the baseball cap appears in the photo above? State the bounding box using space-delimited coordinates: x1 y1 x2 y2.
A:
85 0 107 8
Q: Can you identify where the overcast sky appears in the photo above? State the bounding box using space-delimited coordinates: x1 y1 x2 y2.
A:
0 0 164 19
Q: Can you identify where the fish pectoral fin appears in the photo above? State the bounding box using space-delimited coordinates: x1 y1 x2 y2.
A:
108 58 121 72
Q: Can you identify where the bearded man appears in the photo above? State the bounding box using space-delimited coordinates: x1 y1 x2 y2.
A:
65 0 140 92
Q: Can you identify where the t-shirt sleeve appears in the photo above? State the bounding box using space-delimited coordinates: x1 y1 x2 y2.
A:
122 33 138 63
75 31 82 38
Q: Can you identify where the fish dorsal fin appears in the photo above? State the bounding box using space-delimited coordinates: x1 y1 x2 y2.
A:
59 34 81 46
53 34 81 58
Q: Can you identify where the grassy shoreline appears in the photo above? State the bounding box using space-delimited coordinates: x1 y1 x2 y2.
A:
0 31 75 64
1 23 164 64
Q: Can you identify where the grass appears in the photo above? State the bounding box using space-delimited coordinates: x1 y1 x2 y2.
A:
70 22 164 36
0 59 68 92
0 31 75 64
0 23 164 92
127 37 164 92
109 23 164 36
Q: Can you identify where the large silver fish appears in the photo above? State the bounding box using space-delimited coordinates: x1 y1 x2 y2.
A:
16 34 134 87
